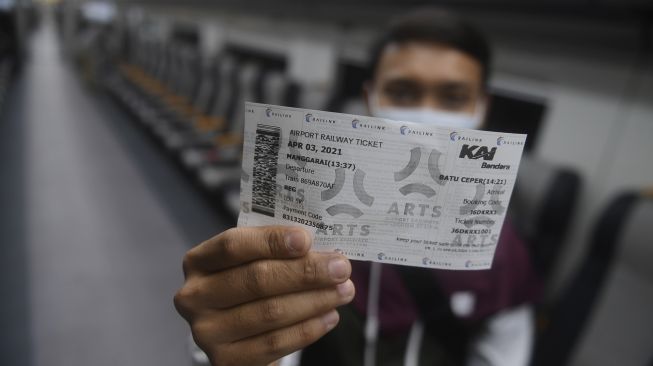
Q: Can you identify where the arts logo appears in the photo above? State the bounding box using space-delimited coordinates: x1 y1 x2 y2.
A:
459 144 497 161
352 119 360 128
450 132 459 141
394 147 445 197
321 168 374 218
265 108 272 117
305 113 313 123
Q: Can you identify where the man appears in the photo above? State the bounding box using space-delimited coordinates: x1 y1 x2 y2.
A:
174 8 539 366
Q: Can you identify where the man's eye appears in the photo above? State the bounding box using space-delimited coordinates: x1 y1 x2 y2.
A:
439 93 472 110
384 88 421 106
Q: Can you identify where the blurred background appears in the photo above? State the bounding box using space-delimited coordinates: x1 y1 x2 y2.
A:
0 0 652 365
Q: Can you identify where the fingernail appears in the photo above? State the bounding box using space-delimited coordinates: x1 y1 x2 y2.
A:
322 310 339 330
328 258 349 280
284 229 307 254
336 280 354 298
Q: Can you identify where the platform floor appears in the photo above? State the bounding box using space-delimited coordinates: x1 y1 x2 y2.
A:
0 18 227 366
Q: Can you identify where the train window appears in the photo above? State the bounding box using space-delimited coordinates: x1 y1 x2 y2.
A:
223 44 287 71
171 24 200 48
327 61 368 112
485 89 548 152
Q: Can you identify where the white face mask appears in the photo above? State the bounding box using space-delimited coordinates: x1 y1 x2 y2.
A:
369 95 485 130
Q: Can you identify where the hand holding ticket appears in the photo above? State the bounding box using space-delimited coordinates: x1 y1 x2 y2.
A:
238 103 526 270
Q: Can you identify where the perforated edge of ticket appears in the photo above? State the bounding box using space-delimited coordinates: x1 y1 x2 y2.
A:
238 102 527 270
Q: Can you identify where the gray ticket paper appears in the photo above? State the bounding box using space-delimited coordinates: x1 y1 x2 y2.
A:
238 102 527 270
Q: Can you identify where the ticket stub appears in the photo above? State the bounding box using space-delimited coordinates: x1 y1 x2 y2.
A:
238 102 527 270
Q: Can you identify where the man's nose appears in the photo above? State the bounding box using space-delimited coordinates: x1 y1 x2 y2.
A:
419 96 441 110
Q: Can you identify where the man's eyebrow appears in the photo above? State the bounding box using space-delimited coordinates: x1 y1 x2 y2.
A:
380 78 475 95
382 78 422 87
435 81 474 93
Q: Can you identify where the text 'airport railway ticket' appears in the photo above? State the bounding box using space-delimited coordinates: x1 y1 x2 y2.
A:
238 102 527 270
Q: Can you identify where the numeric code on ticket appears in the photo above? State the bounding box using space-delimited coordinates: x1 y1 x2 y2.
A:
238 102 527 270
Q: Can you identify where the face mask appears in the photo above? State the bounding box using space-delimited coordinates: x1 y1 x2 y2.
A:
369 96 485 130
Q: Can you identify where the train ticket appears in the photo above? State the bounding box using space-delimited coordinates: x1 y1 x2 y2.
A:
237 102 527 270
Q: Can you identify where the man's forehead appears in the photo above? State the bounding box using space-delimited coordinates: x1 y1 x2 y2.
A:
375 41 482 85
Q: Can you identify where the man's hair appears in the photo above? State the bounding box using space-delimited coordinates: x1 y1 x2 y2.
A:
367 8 492 89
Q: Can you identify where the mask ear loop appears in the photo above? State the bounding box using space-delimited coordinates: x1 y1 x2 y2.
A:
367 92 382 118
471 99 487 129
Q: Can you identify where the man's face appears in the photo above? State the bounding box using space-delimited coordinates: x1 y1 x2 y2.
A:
367 41 485 114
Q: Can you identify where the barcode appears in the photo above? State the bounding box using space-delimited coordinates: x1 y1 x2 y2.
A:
252 124 281 217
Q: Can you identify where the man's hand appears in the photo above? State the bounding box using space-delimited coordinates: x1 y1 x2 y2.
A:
174 226 355 366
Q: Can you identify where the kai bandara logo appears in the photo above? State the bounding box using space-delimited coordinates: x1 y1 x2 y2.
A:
459 144 497 161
